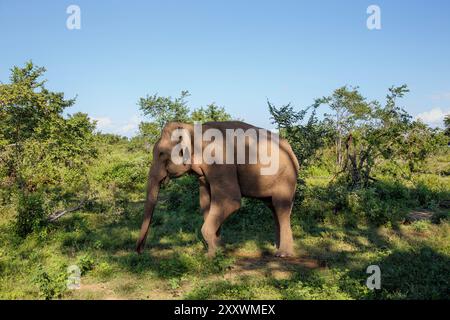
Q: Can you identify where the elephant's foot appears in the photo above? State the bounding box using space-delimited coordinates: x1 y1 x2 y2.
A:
206 246 222 258
205 239 222 258
275 249 294 258
206 250 216 258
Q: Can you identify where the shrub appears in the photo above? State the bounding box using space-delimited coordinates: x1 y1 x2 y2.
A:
15 193 47 237
33 267 67 300
92 262 114 280
77 254 95 275
164 175 199 212
411 177 446 209
89 153 148 213
324 181 407 226
411 220 429 233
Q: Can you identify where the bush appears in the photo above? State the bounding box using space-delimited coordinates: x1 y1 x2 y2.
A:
33 267 67 300
411 177 446 209
89 152 148 213
15 193 47 237
164 175 199 212
77 254 95 275
324 181 406 226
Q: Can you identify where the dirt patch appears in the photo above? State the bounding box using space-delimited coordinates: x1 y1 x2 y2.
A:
225 253 321 281
77 283 125 300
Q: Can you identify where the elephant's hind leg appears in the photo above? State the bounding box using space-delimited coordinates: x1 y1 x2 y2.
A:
271 195 295 257
264 200 280 250
199 177 211 220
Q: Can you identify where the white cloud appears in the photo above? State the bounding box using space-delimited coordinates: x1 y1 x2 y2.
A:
92 115 142 137
117 115 141 135
415 107 450 127
92 117 113 130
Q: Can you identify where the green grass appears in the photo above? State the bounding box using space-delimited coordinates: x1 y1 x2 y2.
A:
1 192 449 299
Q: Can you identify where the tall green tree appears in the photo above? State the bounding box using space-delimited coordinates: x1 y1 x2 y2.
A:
331 85 441 187
0 61 97 215
138 90 190 131
136 92 233 151
268 101 329 168
320 86 372 167
191 103 232 123
270 85 444 189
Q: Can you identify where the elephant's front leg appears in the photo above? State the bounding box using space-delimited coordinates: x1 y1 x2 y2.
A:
201 196 241 257
200 168 241 257
199 178 221 247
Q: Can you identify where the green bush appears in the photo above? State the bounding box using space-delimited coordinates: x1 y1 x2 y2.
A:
33 267 67 300
77 254 95 275
15 193 47 237
164 175 199 212
89 152 148 213
323 181 407 226
411 178 446 209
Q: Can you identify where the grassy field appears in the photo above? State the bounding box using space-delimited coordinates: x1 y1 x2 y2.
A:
1 149 449 299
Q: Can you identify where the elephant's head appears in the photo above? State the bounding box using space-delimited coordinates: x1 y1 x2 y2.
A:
136 122 196 254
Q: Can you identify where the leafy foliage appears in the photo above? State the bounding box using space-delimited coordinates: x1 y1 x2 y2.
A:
33 267 67 300
138 90 190 130
15 192 47 237
77 254 95 275
191 103 233 123
0 62 97 234
268 101 329 168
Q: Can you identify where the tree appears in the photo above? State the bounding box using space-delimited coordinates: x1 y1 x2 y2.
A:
138 90 190 130
269 85 444 189
268 100 329 169
331 85 442 187
445 114 450 137
136 92 233 151
320 86 372 167
128 121 161 151
0 61 97 234
191 103 232 123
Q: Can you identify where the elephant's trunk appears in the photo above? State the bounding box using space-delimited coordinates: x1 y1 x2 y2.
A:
136 177 161 254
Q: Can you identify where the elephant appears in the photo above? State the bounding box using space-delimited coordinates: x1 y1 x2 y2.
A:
136 121 299 257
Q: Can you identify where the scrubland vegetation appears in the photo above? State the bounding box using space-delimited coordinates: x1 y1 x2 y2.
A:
1 62 449 299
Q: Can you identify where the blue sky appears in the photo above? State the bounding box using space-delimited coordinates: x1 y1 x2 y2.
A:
1 0 450 136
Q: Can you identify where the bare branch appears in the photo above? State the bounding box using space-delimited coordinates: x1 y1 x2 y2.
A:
47 199 87 222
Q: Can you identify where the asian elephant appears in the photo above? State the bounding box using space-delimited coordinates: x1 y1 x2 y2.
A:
136 121 299 257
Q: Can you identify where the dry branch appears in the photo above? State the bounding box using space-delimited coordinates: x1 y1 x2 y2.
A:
47 199 87 222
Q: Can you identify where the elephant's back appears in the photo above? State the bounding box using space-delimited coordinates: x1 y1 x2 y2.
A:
203 121 299 173
203 121 257 132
